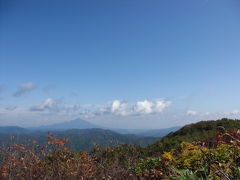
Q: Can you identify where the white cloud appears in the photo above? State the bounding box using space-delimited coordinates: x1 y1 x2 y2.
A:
13 82 36 97
230 110 240 116
134 100 153 114
0 98 173 127
134 100 171 115
4 95 240 128
30 98 84 116
186 110 198 116
97 99 171 116
111 100 129 116
30 98 59 112
154 100 171 113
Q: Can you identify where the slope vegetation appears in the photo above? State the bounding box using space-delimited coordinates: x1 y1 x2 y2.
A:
146 118 240 154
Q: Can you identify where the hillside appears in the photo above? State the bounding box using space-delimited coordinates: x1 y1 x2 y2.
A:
0 128 159 151
2 118 240 179
146 118 240 154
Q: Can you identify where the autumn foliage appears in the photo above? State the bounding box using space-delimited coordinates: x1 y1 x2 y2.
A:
0 128 240 179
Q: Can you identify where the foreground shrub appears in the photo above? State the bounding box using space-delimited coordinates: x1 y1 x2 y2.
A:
132 157 165 179
0 134 95 179
0 128 240 179
161 130 240 179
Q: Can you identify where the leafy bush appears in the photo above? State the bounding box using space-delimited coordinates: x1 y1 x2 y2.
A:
1 119 240 179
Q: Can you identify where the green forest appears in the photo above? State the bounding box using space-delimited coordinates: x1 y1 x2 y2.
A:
1 118 240 179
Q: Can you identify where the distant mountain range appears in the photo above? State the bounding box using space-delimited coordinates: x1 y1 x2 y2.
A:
2 118 237 152
30 118 100 130
0 119 180 137
0 126 30 134
0 119 180 151
0 128 159 151
28 118 180 137
111 127 180 137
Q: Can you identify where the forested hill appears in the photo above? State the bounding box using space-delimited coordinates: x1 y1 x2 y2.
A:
146 118 240 154
0 128 159 151
165 118 240 140
56 129 159 151
1 118 240 179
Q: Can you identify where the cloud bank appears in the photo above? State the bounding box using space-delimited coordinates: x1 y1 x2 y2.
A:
97 99 171 116
2 96 240 128
30 98 59 112
186 110 198 116
28 98 171 117
0 98 173 127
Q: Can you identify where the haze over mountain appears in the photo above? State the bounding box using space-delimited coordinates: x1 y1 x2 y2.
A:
0 126 30 134
112 127 180 137
0 118 238 152
0 118 180 146
31 118 100 130
0 128 159 151
28 118 180 137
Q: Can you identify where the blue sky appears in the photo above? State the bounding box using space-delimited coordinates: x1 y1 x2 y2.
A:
0 0 240 128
